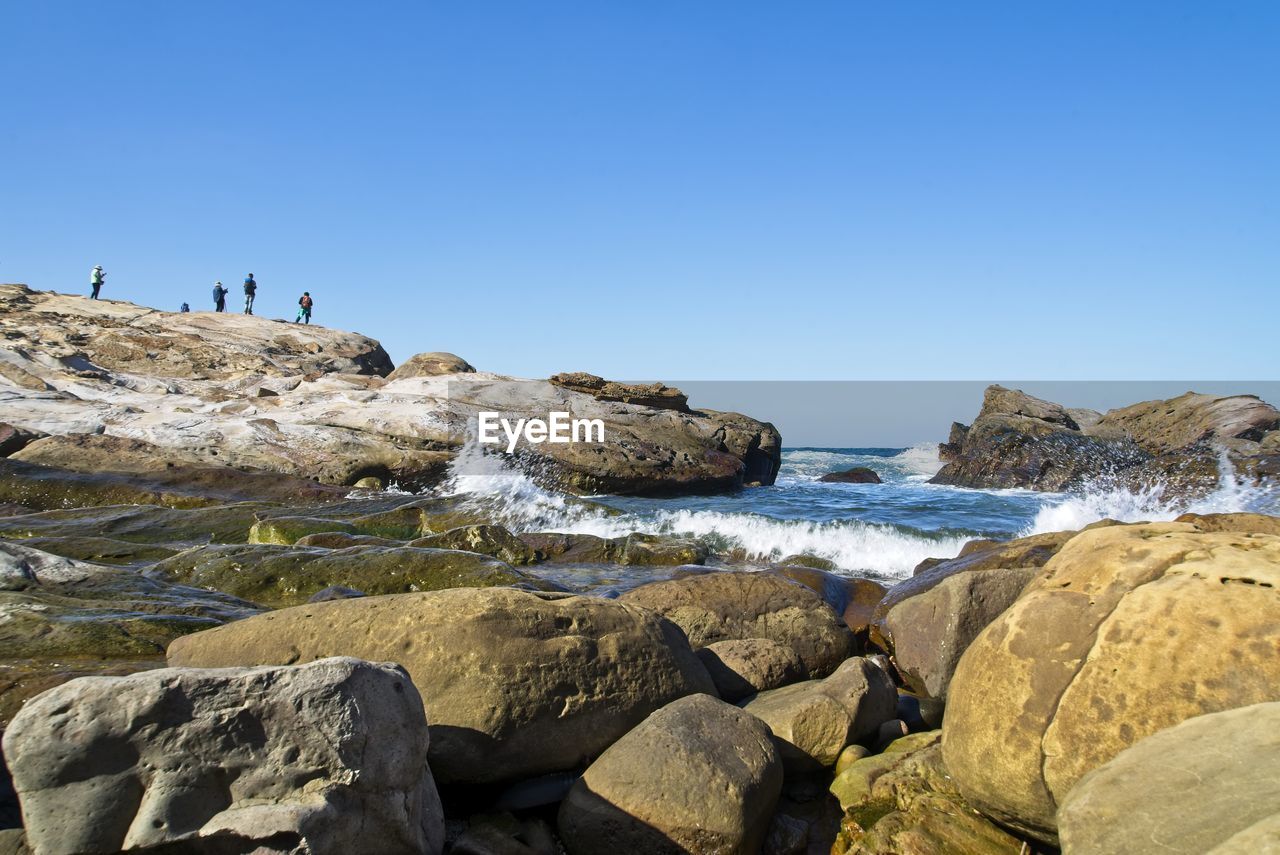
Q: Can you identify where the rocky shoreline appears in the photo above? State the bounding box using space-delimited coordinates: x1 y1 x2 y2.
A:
1 288 1278 854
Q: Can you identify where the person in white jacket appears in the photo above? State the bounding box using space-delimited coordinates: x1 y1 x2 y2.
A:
90 266 104 299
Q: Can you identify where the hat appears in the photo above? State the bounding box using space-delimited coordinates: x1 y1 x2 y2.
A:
93 265 102 270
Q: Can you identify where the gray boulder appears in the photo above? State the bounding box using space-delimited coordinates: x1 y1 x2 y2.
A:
3 657 444 855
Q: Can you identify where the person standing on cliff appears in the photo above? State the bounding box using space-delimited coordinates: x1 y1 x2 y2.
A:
295 291 313 324
243 273 257 314
89 265 104 299
212 281 227 312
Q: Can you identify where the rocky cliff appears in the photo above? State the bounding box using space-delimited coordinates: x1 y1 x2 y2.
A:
0 285 780 496
932 384 1280 493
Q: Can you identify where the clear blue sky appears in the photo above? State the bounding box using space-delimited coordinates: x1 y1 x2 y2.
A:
3 2 1276 380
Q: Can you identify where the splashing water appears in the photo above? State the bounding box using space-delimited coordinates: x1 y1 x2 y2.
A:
1024 446 1279 535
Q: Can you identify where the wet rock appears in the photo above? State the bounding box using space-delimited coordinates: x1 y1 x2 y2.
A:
293 531 400 548
942 519 1280 843
696 638 807 701
453 814 556 855
248 515 358 544
0 502 269 545
869 529 1079 699
774 566 886 639
741 657 899 774
411 524 539 565
620 571 855 676
309 585 366 602
515 531 706 566
151 543 545 607
558 694 782 855
13 536 179 565
166 588 717 784
0 425 39 458
819 467 882 484
4 657 443 855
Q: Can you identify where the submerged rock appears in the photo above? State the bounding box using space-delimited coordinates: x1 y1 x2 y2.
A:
942 517 1280 843
558 694 782 855
151 543 545 607
166 588 717 784
4 657 444 855
819 467 882 484
619 571 855 677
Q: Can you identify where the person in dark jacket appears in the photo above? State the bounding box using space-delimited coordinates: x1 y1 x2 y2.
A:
179 302 190 313
212 282 227 312
243 274 257 314
295 291 313 324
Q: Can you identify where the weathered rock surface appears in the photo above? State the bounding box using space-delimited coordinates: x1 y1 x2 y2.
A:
151 543 546 607
517 531 706 566
557 693 782 855
931 384 1280 493
773 565 887 640
942 518 1280 842
696 638 806 702
166 588 717 783
619 571 855 677
830 734 1027 855
386 351 476 379
869 529 1079 699
548 371 690 412
0 286 781 495
410 524 539 565
1057 702 1280 855
3 657 444 855
819 467 882 484
741 658 898 773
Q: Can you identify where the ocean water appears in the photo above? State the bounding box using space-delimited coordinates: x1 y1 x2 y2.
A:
433 444 1280 582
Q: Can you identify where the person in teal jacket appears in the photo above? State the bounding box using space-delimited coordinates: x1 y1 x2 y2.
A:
90 266 104 299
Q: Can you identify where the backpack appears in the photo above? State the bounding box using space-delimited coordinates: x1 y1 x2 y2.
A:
301 295 313 309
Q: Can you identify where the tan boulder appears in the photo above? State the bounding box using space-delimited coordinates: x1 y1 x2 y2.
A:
741 658 898 773
166 588 716 783
942 520 1280 842
619 571 855 677
557 694 782 854
386 351 476 379
1058 702 1280 855
696 638 806 701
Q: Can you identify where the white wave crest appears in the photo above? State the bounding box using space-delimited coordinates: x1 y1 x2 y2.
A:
896 442 945 479
1025 447 1278 534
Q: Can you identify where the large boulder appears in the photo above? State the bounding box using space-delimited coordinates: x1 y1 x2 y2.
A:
557 694 782 855
166 588 717 783
818 467 881 484
1091 391 1280 454
741 658 898 773
942 519 1280 842
151 543 544 607
1057 702 1280 855
869 529 1079 699
3 657 444 855
619 571 855 677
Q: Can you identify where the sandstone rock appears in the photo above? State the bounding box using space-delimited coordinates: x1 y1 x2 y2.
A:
248 514 359 544
0 424 39 458
166 588 717 783
696 638 807 701
741 658 898 773
14 535 179 565
0 501 269 545
869 529 1078 699
1091 391 1280 454
819 467 882 484
1 287 781 497
774 566 886 638
557 694 782 855
3 657 444 855
411 524 539 565
942 520 1280 842
549 371 690 412
1177 511 1280 535
1058 702 1280 855
517 531 706 566
830 736 1026 855
152 543 543 607
620 571 855 676
1207 814 1280 855
293 531 400 548
387 351 476 379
